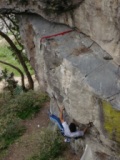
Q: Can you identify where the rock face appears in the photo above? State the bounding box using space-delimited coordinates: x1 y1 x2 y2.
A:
19 14 120 159
0 0 120 63
74 0 120 64
0 0 120 159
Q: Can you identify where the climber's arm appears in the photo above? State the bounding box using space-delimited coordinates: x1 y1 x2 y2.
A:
59 106 65 123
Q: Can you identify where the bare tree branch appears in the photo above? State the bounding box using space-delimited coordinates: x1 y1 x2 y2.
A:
0 14 22 47
0 30 34 90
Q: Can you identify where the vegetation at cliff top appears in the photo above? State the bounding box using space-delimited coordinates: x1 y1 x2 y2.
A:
102 100 120 143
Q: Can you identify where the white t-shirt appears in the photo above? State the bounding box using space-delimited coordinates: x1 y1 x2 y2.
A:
62 121 84 138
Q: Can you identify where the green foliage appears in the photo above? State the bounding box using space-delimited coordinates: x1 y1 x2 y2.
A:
13 85 23 95
102 100 120 143
14 91 49 119
1 68 8 80
28 129 66 160
0 45 12 58
0 106 25 149
37 139 62 160
0 45 34 76
0 149 8 160
0 52 6 58
1 122 26 149
0 91 49 150
1 69 18 95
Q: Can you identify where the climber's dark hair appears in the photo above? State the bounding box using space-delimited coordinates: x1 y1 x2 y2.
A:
69 123 77 132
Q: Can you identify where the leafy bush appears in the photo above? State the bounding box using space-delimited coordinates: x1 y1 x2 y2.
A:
28 129 66 160
14 90 49 119
0 69 19 95
0 122 25 149
0 45 34 76
0 110 25 149
0 95 23 149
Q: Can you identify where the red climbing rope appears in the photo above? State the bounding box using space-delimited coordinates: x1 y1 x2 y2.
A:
40 29 73 42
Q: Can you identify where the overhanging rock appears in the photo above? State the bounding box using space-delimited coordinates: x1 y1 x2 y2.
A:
19 15 120 159
28 15 120 111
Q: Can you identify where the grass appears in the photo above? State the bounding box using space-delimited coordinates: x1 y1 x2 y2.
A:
15 91 49 119
10 128 66 160
0 45 34 76
0 149 8 160
28 129 66 160
0 90 68 160
0 90 49 156
102 100 120 143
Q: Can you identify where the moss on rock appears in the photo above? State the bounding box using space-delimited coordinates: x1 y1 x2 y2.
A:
102 100 120 143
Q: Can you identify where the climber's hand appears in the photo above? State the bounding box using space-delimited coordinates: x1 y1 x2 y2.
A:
61 106 65 111
60 106 65 123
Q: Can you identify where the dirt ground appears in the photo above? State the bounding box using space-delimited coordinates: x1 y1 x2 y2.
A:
3 102 80 160
4 102 50 160
0 76 80 160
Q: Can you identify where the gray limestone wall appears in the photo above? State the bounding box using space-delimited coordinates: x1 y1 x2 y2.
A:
19 14 120 160
0 0 120 64
0 1 120 159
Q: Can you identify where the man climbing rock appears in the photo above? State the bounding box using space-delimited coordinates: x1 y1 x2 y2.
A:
59 106 92 139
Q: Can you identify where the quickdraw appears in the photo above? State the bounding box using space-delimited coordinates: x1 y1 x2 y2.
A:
40 29 73 42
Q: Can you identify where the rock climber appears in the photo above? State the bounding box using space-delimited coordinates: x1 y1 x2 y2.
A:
59 106 92 139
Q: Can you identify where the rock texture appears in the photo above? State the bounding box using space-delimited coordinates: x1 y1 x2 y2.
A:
0 0 120 159
0 0 120 63
74 0 120 64
19 14 120 159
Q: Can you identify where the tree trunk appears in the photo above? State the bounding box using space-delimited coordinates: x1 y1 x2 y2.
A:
0 30 34 89
0 60 26 91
